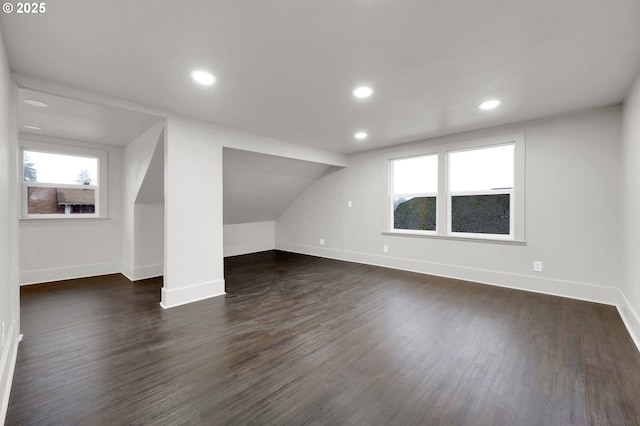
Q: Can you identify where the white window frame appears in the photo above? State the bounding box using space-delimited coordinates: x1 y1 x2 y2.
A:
20 140 109 219
447 143 515 240
390 154 438 235
383 132 525 243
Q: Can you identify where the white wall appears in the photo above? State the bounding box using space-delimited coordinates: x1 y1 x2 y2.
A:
134 203 164 279
122 121 163 280
277 106 623 305
0 26 20 424
19 137 124 284
621 71 640 348
224 221 275 257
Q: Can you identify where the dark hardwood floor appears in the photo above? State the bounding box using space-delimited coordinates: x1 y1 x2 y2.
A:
6 250 640 425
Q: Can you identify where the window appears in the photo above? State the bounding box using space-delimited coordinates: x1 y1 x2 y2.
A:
448 144 514 238
21 141 108 219
391 154 437 232
384 133 524 242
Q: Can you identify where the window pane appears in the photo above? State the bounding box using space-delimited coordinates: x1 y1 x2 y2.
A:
23 151 98 185
449 144 513 192
27 187 96 215
393 155 437 194
451 194 510 234
394 196 436 231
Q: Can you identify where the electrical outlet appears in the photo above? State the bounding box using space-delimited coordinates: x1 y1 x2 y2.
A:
383 245 388 253
533 261 543 272
319 239 325 246
347 200 353 208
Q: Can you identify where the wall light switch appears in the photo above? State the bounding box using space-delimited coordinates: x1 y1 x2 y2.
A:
319 239 325 246
383 245 389 253
533 261 543 272
348 201 353 208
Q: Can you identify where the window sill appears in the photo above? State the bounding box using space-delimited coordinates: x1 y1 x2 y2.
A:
20 217 112 222
382 231 526 245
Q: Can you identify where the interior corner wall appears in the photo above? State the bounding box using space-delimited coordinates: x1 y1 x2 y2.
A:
224 221 275 257
276 106 623 306
0 26 20 424
122 121 164 280
621 70 640 349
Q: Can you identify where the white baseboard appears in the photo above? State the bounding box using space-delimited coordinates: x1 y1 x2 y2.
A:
133 263 163 281
276 242 622 306
122 263 164 282
1 321 19 425
123 263 163 281
160 279 225 309
617 291 640 353
121 262 134 281
224 242 275 257
20 262 122 285
20 261 121 285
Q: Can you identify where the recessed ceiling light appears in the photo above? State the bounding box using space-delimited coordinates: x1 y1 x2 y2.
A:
191 70 216 86
353 86 374 98
479 99 501 110
354 132 368 140
23 125 42 130
24 99 49 108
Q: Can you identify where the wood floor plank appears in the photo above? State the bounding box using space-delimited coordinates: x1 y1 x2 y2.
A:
6 250 640 425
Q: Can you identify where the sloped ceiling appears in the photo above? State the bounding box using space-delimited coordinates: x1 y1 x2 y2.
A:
223 148 337 225
18 88 162 146
135 130 164 204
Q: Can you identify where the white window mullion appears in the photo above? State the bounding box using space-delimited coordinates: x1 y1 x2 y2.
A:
385 132 524 242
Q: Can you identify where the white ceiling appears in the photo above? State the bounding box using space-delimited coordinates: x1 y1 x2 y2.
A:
18 89 161 146
223 148 335 224
3 1 640 154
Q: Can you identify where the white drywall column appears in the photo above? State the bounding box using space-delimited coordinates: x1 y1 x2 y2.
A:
162 117 225 308
621 70 640 348
122 121 164 279
0 27 20 423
